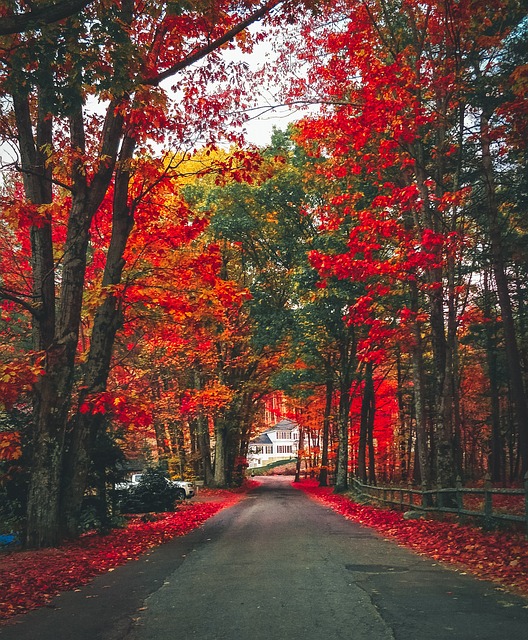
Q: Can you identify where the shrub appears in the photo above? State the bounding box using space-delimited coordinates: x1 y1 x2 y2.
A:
118 468 178 513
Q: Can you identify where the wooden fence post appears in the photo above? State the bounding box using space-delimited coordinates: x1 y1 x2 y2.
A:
484 474 493 529
456 476 463 514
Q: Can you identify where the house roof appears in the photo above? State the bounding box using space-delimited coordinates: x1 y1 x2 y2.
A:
269 419 298 431
250 433 273 444
249 419 298 445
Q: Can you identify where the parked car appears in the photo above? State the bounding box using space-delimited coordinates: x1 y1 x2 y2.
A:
168 479 196 499
115 473 195 500
114 473 144 491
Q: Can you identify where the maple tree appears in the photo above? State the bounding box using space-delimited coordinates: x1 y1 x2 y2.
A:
1 0 527 553
0 0 300 547
274 0 528 491
187 129 363 488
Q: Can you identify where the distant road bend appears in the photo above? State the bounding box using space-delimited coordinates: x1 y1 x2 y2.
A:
2 476 528 640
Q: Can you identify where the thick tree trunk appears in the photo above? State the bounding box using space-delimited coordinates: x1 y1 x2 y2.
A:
15 99 80 544
27 195 90 545
26 360 70 547
24 98 125 547
12 78 61 547
59 133 135 537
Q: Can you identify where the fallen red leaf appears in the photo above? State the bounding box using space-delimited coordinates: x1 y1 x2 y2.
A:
0 490 245 621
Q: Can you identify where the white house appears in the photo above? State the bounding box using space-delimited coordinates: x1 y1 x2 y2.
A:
247 419 299 469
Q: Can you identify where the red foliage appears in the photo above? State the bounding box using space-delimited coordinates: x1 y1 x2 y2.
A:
295 480 528 598
0 491 245 621
0 432 21 462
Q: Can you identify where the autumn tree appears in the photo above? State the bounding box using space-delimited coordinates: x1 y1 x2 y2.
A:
182 139 309 484
278 0 528 489
0 0 290 547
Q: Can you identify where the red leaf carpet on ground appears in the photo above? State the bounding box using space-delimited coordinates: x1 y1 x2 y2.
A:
294 479 528 598
0 491 243 621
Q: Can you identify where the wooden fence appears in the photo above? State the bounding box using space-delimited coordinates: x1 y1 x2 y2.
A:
350 473 528 535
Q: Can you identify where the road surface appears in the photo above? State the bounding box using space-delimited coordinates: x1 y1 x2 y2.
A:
1 476 527 640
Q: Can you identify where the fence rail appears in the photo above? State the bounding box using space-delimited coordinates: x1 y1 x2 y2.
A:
350 473 528 535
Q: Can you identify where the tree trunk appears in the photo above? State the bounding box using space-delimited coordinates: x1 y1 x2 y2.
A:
334 330 356 491
413 128 456 491
484 272 503 482
294 426 304 482
357 368 369 485
396 350 409 481
409 282 431 489
12 72 61 547
366 364 376 485
318 371 333 487
24 98 125 547
197 417 214 485
59 132 134 538
335 385 351 491
213 420 228 487
192 370 214 485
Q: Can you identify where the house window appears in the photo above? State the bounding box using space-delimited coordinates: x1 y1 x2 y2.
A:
265 446 273 454
277 431 291 440
277 445 293 454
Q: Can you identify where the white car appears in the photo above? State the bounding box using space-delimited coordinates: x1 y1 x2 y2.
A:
168 479 196 499
115 473 195 499
114 473 144 491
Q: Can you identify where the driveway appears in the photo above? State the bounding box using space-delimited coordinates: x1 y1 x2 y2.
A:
2 476 527 640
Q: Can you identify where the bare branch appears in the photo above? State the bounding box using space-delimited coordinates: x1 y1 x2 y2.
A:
143 0 283 86
14 162 74 193
0 286 40 318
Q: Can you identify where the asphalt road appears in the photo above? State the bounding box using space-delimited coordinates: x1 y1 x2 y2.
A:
2 476 528 640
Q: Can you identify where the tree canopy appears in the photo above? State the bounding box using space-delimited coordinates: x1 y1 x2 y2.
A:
1 0 528 548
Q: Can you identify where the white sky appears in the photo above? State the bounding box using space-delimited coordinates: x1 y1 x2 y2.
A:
218 24 313 148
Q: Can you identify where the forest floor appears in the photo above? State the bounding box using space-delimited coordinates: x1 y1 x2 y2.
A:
1 477 527 623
